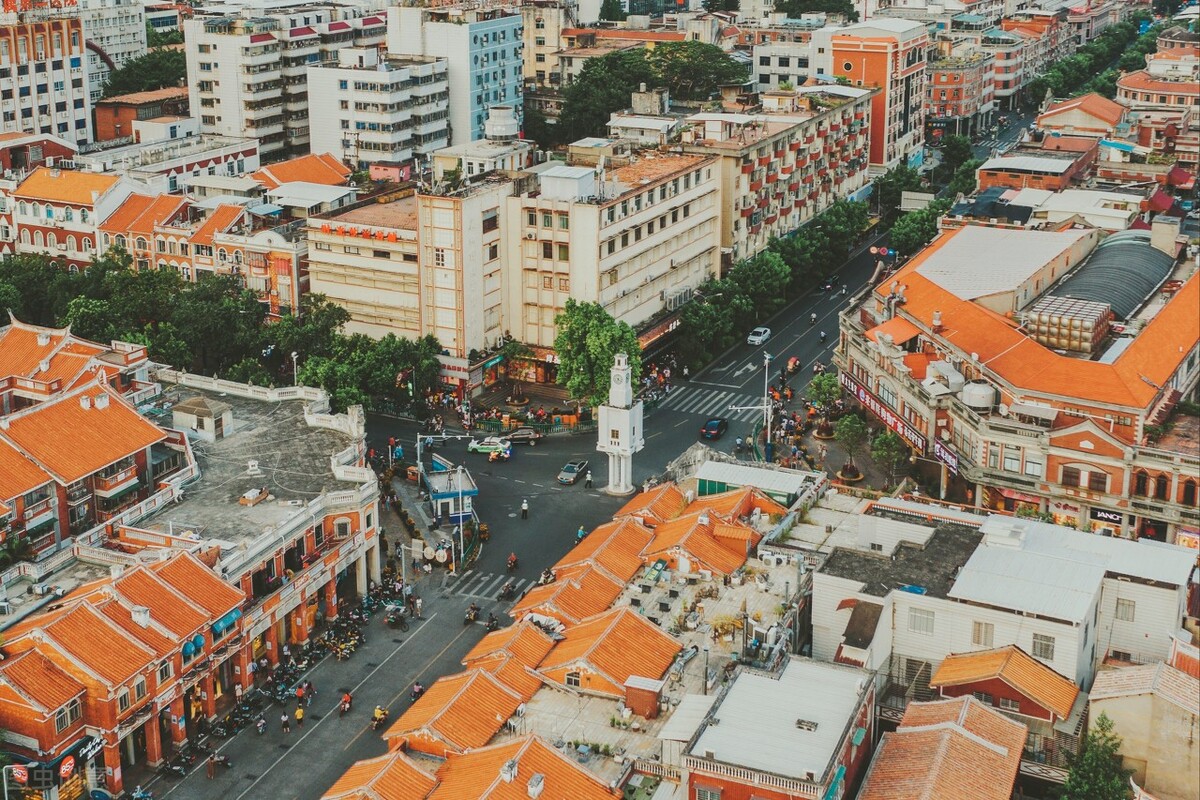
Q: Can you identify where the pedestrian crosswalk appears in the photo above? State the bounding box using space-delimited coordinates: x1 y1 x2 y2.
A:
656 386 765 422
446 571 530 601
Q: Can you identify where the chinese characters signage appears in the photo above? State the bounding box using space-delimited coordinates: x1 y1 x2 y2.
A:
933 439 959 475
839 371 927 451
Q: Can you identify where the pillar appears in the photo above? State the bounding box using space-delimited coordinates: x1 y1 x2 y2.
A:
368 541 382 586
290 602 310 646
235 642 254 692
144 715 164 767
170 696 187 745
324 579 338 622
200 674 217 720
104 739 124 794
355 553 368 600
264 622 280 667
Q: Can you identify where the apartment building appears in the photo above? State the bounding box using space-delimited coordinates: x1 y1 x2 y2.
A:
0 15 93 144
520 0 571 90
307 47 450 174
504 150 720 368
680 84 876 263
977 27 1026 111
926 50 995 140
387 5 523 145
834 220 1200 543
77 0 147 102
92 85 188 141
184 7 387 159
1000 10 1069 77
1115 26 1200 170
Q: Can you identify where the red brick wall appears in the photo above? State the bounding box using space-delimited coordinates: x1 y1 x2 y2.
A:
937 678 1054 721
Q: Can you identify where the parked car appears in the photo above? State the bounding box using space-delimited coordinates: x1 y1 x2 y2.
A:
557 459 589 485
505 427 544 446
746 327 772 346
700 417 729 440
467 436 512 454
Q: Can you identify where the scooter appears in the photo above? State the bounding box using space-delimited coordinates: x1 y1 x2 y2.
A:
386 607 410 631
485 614 499 632
506 555 519 571
157 762 187 779
499 580 517 600
371 708 390 730
410 683 425 702
464 606 480 625
576 527 588 543
340 696 353 717
212 755 233 769
536 569 556 586
489 449 511 463
256 716 267 735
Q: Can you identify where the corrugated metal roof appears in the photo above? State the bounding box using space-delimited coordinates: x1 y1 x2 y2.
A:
980 155 1075 174
658 693 717 742
694 461 815 496
688 660 868 781
1051 234 1174 319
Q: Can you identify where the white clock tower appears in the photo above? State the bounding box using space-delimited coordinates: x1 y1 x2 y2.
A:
596 353 644 495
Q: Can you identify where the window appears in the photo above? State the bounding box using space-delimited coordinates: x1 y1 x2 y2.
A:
541 241 553 259
1184 479 1197 506
1003 446 1021 473
972 691 993 705
1134 471 1149 496
542 276 552 289
557 243 569 260
1023 456 1043 478
908 608 934 635
696 789 721 800
527 211 536 226
434 248 446 267
1115 598 1135 622
558 214 569 230
541 213 552 227
1031 633 1055 661
998 697 1020 712
972 621 994 647
118 690 131 712
565 671 581 687
158 661 172 682
1088 471 1108 493
134 677 147 701
54 699 82 733
1153 474 1169 500
1061 467 1081 487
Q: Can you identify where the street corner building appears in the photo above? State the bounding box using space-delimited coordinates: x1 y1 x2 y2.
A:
0 325 382 797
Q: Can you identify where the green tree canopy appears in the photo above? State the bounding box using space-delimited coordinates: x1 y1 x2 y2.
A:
889 198 951 258
814 199 870 263
834 414 869 476
774 0 858 21
557 49 655 143
102 48 186 98
935 134 974 184
871 430 910 485
1061 713 1133 800
146 24 184 48
872 166 924 225
599 0 627 21
646 41 748 101
553 299 642 405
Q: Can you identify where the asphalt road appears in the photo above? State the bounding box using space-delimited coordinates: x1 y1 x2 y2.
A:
971 110 1037 160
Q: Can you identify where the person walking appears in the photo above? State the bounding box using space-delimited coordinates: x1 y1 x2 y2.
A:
295 705 305 728
280 712 291 734
207 755 216 780
303 680 315 707
521 499 528 519
414 596 423 619
295 683 305 707
584 470 593 489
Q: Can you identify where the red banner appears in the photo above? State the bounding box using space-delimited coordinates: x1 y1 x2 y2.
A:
839 371 927 451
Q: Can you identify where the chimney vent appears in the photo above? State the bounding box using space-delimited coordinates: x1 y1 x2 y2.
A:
95 393 110 410
37 333 51 346
932 310 944 333
500 759 518 783
79 395 92 410
526 773 545 799
132 606 151 628
38 359 50 374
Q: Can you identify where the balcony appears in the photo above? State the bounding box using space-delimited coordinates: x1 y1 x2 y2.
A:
94 465 139 497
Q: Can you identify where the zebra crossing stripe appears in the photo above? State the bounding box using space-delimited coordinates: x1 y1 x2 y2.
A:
451 572 529 599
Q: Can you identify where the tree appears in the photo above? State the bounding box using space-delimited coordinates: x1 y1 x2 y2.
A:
806 371 840 436
814 199 869 263
599 0 626 20
936 134 974 184
775 0 859 21
702 0 739 10
890 198 951 258
146 24 184 48
834 414 869 479
557 50 655 142
522 106 560 150
872 166 923 225
946 159 982 197
102 48 186 98
871 430 910 486
726 251 791 321
553 299 642 405
1061 713 1133 800
646 41 748 101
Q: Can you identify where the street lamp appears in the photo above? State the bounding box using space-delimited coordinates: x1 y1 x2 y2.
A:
762 352 774 462
3 764 25 800
702 645 710 696
455 464 466 563
291 351 299 386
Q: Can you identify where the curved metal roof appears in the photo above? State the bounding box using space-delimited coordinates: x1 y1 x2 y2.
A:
1052 235 1175 319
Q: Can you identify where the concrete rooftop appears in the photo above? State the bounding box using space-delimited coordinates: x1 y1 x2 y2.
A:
819 525 983 599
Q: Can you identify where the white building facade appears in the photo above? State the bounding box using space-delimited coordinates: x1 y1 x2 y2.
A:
78 0 147 102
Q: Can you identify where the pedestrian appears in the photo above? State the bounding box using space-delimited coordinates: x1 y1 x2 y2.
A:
521 499 528 519
248 658 258 683
414 596 423 618
304 680 315 706
281 713 291 734
295 683 305 707
295 705 305 728
207 755 216 780
584 470 592 489
841 285 848 296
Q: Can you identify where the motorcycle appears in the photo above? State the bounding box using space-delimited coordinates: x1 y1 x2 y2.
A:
506 555 519 572
499 580 517 600
386 607 410 631
575 527 588 543
488 449 511 463
464 606 480 625
536 569 555 586
371 708 390 730
340 696 353 717
485 615 499 632
212 755 232 770
157 762 187 779
256 716 267 735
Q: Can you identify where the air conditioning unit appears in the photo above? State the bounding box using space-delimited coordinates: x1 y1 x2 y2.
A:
524 232 535 239
32 583 52 597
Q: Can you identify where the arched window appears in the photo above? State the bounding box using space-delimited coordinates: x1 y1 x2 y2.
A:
218 248 228 262
1154 474 1169 501
1134 471 1149 496
233 250 242 264
66 235 77 251
80 209 88 223
82 238 92 251
1183 480 1198 507
116 235 127 249
33 230 43 247
156 237 166 253
68 264 78 274
47 232 57 247
63 207 73 222
102 234 110 248
135 237 147 251
30 202 40 218
19 229 30 245
45 205 53 220
18 201 28 215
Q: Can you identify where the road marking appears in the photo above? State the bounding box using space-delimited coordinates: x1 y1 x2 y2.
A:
513 479 526 484
384 624 479 708
229 614 440 800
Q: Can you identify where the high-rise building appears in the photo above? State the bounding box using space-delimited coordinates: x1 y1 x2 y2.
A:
307 46 449 174
387 5 523 145
77 0 146 102
0 14 93 144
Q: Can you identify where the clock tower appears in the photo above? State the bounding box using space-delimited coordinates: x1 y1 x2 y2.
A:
596 353 644 495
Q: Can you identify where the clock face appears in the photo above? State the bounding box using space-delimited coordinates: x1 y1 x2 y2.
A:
613 373 625 386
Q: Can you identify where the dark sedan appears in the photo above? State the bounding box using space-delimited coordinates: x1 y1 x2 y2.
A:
700 417 729 440
557 459 589 485
505 427 545 446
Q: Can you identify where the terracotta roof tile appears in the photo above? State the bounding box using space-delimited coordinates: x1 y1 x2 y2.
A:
1117 70 1200 95
190 204 245 247
13 167 120 206
127 195 190 237
553 518 654 584
931 645 1080 719
463 622 556 670
253 153 351 190
99 194 157 234
510 565 623 625
642 510 755 576
1 382 167 484
95 600 178 657
112 566 209 639
38 604 156 685
858 697 1027 800
384 670 523 755
686 487 788 521
427 735 621 800
321 749 437 800
614 483 689 524
150 552 245 618
0 649 86 712
539 607 680 691
0 437 53 501
1039 93 1125 127
0 320 68 380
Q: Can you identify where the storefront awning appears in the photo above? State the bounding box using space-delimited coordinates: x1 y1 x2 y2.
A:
996 487 1041 504
1167 165 1195 190
866 316 921 346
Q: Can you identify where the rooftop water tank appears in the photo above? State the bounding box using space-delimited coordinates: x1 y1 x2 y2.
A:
962 381 997 411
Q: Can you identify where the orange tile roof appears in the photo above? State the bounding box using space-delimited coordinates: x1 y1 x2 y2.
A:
112 566 208 639
539 607 681 689
95 600 177 658
0 649 86 712
563 27 685 42
614 482 689 524
0 438 53 501
96 87 190 106
99 194 157 233
684 487 788 521
877 229 1200 409
1039 92 1125 127
13 167 121 206
930 645 1080 719
553 518 654 584
1117 70 1200 96
38 604 156 686
427 735 621 800
384 670 523 755
321 749 437 800
463 622 556 670
127 194 190 237
643 511 754 576
2 382 167 484
0 319 69 380
858 697 1027 800
510 565 624 625
190 204 244 246
253 152 351 190
150 552 245 618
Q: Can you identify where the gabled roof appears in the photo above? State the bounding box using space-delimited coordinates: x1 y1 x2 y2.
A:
150 552 245 618
1039 92 1125 128
13 167 121 205
99 194 158 233
384 670 523 755
94 599 177 657
427 735 620 800
553 518 654 584
463 622 556 670
111 566 209 639
0 318 106 383
321 749 437 800
510 564 624 625
685 486 788 520
931 645 1080 719
0 649 86 713
1090 662 1200 717
0 437 53 501
539 607 680 690
36 603 156 686
127 194 190 237
190 204 245 246
858 697 1027 800
643 510 757 576
252 152 351 190
1 382 167 484
614 482 689 524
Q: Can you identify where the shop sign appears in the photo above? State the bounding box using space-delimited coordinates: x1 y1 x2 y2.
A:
1176 528 1200 550
482 354 504 369
79 736 104 762
59 756 75 780
933 440 958 475
637 314 682 348
10 765 27 784
1090 508 1124 525
839 372 927 451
